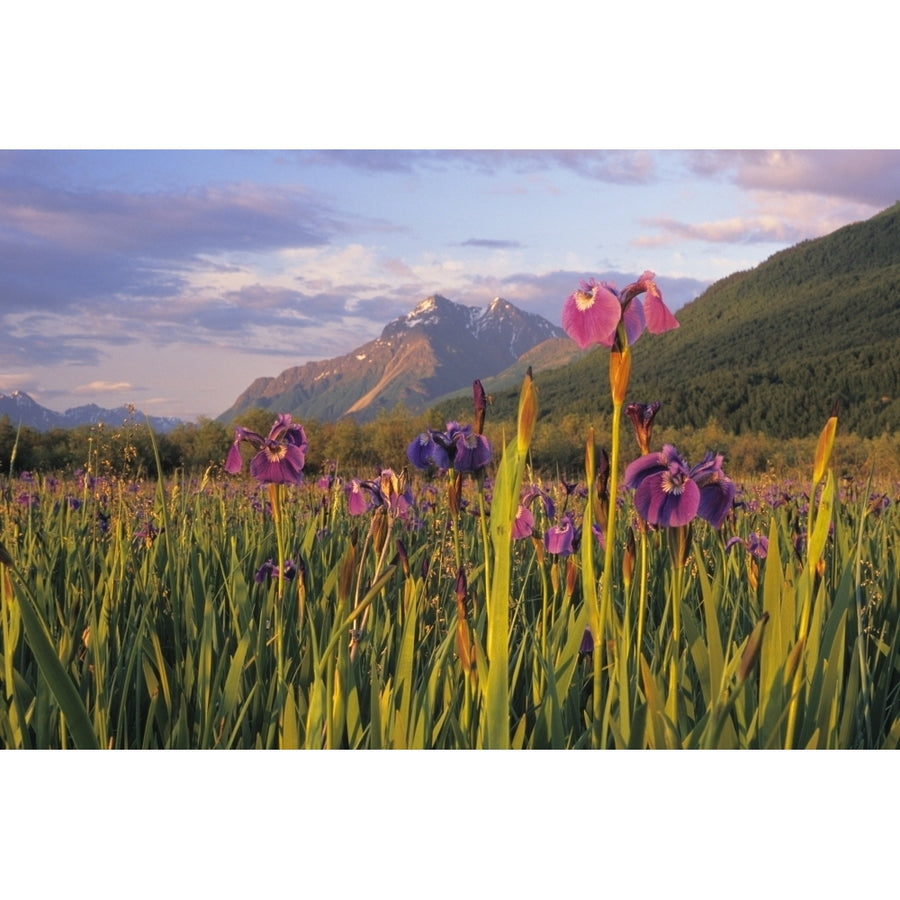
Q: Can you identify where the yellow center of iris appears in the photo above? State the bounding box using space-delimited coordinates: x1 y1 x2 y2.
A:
264 444 288 462
574 289 594 311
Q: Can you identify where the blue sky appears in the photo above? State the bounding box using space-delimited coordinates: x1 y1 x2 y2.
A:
2 148 898 422
2 5 895 423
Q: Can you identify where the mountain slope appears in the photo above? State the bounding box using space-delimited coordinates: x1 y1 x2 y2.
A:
219 295 565 423
433 202 900 440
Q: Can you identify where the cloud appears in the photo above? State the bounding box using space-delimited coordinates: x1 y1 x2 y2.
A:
300 149 660 185
459 238 525 249
0 167 348 321
73 380 134 394
0 312 121 367
634 214 808 247
686 150 900 208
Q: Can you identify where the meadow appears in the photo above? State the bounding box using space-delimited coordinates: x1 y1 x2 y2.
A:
3 390 900 750
3 274 899 750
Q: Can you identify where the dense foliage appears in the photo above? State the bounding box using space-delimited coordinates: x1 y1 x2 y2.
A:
3 423 900 748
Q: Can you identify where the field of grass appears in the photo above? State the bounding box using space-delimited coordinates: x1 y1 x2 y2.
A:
3 382 899 749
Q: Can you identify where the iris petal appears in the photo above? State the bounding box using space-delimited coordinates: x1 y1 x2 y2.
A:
562 283 621 348
643 282 680 334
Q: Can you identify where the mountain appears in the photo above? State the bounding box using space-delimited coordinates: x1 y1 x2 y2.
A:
219 295 567 423
0 391 183 433
432 202 900 440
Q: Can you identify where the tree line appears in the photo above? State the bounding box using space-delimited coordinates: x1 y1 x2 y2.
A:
3 406 900 487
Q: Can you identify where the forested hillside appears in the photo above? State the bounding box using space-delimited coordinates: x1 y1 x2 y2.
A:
436 202 900 442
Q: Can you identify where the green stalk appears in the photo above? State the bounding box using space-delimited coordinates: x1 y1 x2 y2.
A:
582 430 601 747
476 480 491 605
636 524 649 660
268 482 286 685
595 395 622 748
853 470 874 746
485 371 536 749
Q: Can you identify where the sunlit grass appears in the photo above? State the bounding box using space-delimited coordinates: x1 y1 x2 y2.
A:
3 413 900 748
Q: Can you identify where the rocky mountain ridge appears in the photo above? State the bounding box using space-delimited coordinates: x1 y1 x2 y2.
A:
219 294 566 423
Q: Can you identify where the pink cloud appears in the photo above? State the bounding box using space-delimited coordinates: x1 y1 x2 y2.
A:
635 214 807 247
687 150 900 208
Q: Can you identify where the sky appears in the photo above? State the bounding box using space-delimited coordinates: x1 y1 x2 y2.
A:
2 4 896 424
3 148 898 423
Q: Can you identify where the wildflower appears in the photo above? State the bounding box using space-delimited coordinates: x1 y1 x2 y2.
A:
561 271 678 350
624 444 701 528
345 479 370 515
522 484 556 520
345 469 412 516
225 413 308 485
579 627 594 657
406 421 491 474
625 444 735 530
406 430 446 470
544 513 576 556
747 531 769 559
689 452 736 530
621 271 679 337
254 558 298 583
625 401 661 455
561 278 622 350
727 532 769 559
452 425 493 473
512 504 535 540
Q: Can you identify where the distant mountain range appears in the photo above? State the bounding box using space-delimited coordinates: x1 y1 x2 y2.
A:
0 391 183 433
219 295 572 423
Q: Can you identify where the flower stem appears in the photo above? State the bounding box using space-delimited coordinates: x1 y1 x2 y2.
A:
594 395 622 748
268 482 286 684
636 523 649 660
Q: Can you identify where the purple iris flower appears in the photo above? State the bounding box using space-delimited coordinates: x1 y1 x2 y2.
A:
689 452 736 530
452 424 493 473
624 444 701 528
625 444 735 530
407 421 491 473
544 513 576 556
727 533 769 559
522 484 556 520
562 271 678 350
225 413 308 485
512 504 534 540
255 558 298 583
579 627 594 656
407 430 448 470
345 469 413 516
345 478 370 515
